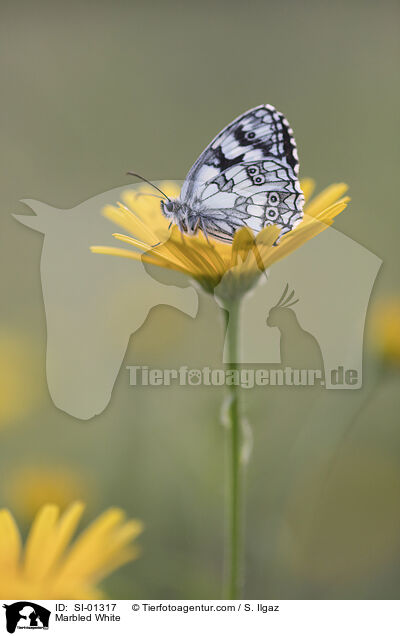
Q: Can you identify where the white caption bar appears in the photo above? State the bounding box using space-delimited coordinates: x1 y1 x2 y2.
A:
1 600 399 635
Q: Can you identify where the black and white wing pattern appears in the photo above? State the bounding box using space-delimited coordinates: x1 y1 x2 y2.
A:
180 104 304 242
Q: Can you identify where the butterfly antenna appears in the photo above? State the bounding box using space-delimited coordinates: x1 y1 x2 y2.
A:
126 172 171 201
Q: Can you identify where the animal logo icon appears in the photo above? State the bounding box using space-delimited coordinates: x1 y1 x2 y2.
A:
14 184 382 417
188 370 202 385
2 602 50 633
266 284 324 372
220 223 381 387
14 189 198 419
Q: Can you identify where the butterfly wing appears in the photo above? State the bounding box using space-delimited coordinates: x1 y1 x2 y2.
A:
193 158 304 241
180 104 303 241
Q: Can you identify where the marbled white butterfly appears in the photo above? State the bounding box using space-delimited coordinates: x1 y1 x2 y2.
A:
132 105 304 243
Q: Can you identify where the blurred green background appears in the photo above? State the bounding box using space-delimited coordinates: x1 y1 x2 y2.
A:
0 0 399 599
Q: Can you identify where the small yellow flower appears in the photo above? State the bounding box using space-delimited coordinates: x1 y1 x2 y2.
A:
369 298 400 366
6 465 90 521
91 179 350 300
0 331 43 428
0 502 143 599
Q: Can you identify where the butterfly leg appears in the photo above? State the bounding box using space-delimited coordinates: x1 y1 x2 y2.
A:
178 221 187 243
199 218 211 244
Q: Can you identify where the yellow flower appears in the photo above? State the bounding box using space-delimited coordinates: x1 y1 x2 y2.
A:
369 297 400 366
91 179 350 300
0 502 143 599
6 465 90 522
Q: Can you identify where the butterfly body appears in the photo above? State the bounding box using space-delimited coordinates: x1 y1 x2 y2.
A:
161 198 204 235
161 104 304 243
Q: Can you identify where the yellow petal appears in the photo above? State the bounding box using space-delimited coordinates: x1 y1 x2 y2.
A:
91 245 145 260
0 509 21 572
231 227 255 268
104 203 163 245
265 214 337 268
255 225 281 247
254 226 281 269
88 547 139 584
24 504 60 580
299 178 316 202
305 183 349 217
90 520 144 580
37 501 85 580
57 508 126 579
112 232 195 272
156 229 222 279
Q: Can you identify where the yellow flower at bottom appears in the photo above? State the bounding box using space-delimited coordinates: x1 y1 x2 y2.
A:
0 502 143 599
91 179 350 300
6 465 90 522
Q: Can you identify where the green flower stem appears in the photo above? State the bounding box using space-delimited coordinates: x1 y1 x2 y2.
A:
223 298 244 599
